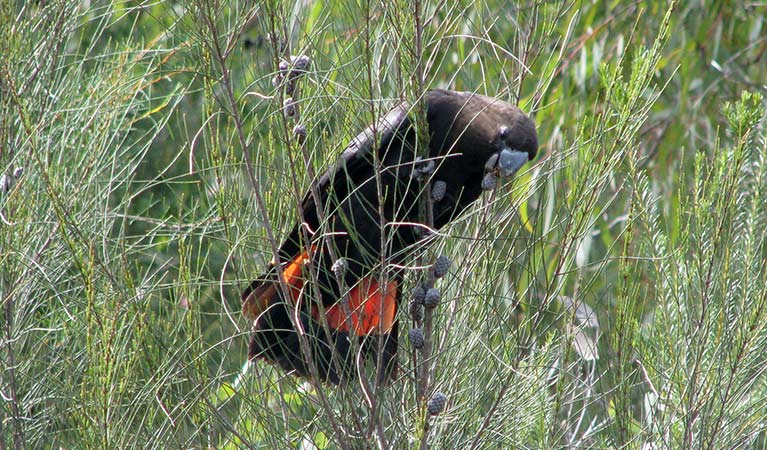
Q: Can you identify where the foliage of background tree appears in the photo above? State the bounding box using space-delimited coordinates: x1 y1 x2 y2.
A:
2 1 766 448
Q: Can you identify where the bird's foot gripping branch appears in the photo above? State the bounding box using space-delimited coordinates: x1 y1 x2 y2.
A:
242 88 538 385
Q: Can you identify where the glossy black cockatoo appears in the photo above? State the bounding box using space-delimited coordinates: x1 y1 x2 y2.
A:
242 89 538 384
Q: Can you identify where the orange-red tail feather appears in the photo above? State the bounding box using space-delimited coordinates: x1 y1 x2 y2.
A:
318 278 398 336
244 249 399 384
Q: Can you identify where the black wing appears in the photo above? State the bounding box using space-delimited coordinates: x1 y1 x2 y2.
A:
274 101 414 265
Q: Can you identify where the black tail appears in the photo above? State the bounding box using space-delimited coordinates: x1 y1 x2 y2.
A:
243 277 399 385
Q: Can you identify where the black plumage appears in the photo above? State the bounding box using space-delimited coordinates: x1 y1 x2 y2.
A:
242 89 538 384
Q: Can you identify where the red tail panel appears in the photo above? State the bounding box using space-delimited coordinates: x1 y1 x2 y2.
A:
279 250 310 304
265 249 398 336
321 278 398 336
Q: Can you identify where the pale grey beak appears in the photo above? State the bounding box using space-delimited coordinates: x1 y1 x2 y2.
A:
497 148 529 177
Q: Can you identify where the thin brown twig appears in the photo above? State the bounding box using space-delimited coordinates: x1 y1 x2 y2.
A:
196 3 349 446
362 0 392 442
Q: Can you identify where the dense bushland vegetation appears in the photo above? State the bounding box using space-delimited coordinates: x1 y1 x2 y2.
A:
2 1 766 448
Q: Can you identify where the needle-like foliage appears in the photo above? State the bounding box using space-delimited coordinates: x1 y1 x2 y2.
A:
2 1 767 449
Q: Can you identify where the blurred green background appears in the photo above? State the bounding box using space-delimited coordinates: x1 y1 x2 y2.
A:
2 1 766 448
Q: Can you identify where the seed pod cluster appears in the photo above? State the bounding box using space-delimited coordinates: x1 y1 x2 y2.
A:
331 258 347 277
283 97 296 118
427 392 447 415
433 255 451 278
293 124 307 144
431 180 447 202
409 301 424 321
409 328 425 349
424 288 440 309
274 54 311 96
412 285 427 304
412 157 436 181
274 55 312 143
